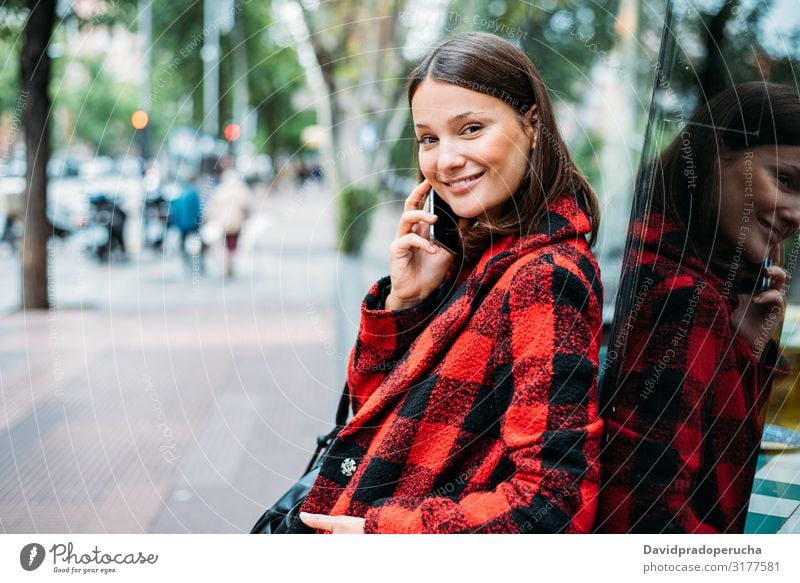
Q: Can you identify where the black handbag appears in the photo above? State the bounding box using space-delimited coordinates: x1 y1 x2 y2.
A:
250 383 350 534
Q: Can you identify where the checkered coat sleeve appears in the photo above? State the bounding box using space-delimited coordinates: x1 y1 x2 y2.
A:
347 278 443 415
293 195 603 534
596 213 787 533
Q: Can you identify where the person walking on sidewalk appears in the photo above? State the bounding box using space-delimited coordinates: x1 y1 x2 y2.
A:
170 175 205 274
1 188 24 252
204 161 252 278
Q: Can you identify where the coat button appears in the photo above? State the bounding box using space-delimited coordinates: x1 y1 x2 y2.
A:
341 458 357 477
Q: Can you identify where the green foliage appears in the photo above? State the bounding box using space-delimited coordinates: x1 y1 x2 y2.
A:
53 57 140 155
0 24 22 117
238 1 313 158
337 186 380 256
142 0 312 155
569 129 603 194
445 0 621 102
148 0 205 138
1 0 312 160
387 118 419 194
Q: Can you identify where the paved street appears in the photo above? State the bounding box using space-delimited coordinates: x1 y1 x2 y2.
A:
0 182 400 533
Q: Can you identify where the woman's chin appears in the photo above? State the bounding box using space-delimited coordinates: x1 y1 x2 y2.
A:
743 244 771 265
450 202 504 221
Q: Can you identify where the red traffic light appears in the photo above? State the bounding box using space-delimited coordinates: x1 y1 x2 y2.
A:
224 122 241 142
131 110 149 130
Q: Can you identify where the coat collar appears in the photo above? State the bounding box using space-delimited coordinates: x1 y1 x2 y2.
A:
471 193 592 284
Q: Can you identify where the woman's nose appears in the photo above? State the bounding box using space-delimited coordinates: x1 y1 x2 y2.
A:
436 140 466 173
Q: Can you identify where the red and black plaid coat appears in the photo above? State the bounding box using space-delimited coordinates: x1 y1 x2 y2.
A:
293 194 603 533
595 212 785 533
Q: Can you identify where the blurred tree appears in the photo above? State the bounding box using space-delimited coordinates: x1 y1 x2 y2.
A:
296 0 418 193
0 0 312 309
0 0 140 310
291 0 429 255
222 0 313 160
494 1 621 102
0 17 24 162
18 0 56 310
0 24 23 127
147 0 204 134
671 0 779 104
137 0 310 158
54 57 140 156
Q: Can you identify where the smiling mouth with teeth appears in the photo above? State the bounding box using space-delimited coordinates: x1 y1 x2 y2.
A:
445 172 485 188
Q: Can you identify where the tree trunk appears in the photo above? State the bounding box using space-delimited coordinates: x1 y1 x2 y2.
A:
20 0 56 310
698 1 736 103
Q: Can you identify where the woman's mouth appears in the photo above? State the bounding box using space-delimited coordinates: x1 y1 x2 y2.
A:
443 172 485 193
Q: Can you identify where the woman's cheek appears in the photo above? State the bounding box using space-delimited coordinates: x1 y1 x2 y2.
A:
418 153 434 179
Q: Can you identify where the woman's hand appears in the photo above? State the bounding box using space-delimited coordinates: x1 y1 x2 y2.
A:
385 179 455 311
299 512 366 534
732 251 788 360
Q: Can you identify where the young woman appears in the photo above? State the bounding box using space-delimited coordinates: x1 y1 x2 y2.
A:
596 82 800 533
295 32 604 534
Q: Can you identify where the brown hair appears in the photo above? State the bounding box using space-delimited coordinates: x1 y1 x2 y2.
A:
654 82 800 265
407 32 600 265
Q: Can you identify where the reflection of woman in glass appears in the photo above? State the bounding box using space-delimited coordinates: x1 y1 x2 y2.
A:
597 82 800 533
294 33 604 534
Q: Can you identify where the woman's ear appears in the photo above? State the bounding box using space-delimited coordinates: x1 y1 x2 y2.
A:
523 105 539 150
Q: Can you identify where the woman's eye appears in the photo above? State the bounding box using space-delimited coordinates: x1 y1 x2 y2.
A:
777 173 795 190
417 135 437 146
462 124 483 135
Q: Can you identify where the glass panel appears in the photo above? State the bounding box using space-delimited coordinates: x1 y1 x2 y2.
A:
598 0 800 533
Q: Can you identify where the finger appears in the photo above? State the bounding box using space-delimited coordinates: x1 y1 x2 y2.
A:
753 290 785 305
404 179 432 212
765 265 788 289
397 209 437 238
391 233 439 255
299 512 333 531
410 218 430 238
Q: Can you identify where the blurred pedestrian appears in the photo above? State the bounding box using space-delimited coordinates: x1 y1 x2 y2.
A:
87 194 127 261
204 164 252 278
170 174 205 274
1 189 24 252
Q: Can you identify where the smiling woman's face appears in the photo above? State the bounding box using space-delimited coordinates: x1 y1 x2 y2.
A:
718 144 800 263
411 79 535 220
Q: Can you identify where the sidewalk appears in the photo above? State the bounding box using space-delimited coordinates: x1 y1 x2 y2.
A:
0 182 398 533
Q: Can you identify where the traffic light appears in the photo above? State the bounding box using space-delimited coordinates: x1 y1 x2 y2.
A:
131 110 151 163
224 122 241 142
131 110 149 131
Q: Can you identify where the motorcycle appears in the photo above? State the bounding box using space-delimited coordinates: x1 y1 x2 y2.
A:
84 194 127 261
143 193 170 250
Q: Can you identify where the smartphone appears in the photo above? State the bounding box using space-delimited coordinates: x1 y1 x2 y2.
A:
731 258 773 294
427 189 462 256
760 257 774 291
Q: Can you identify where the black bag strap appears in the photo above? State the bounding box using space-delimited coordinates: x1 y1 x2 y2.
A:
304 382 350 474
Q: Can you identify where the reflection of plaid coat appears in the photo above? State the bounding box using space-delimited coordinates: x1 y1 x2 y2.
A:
294 195 603 533
596 213 784 533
